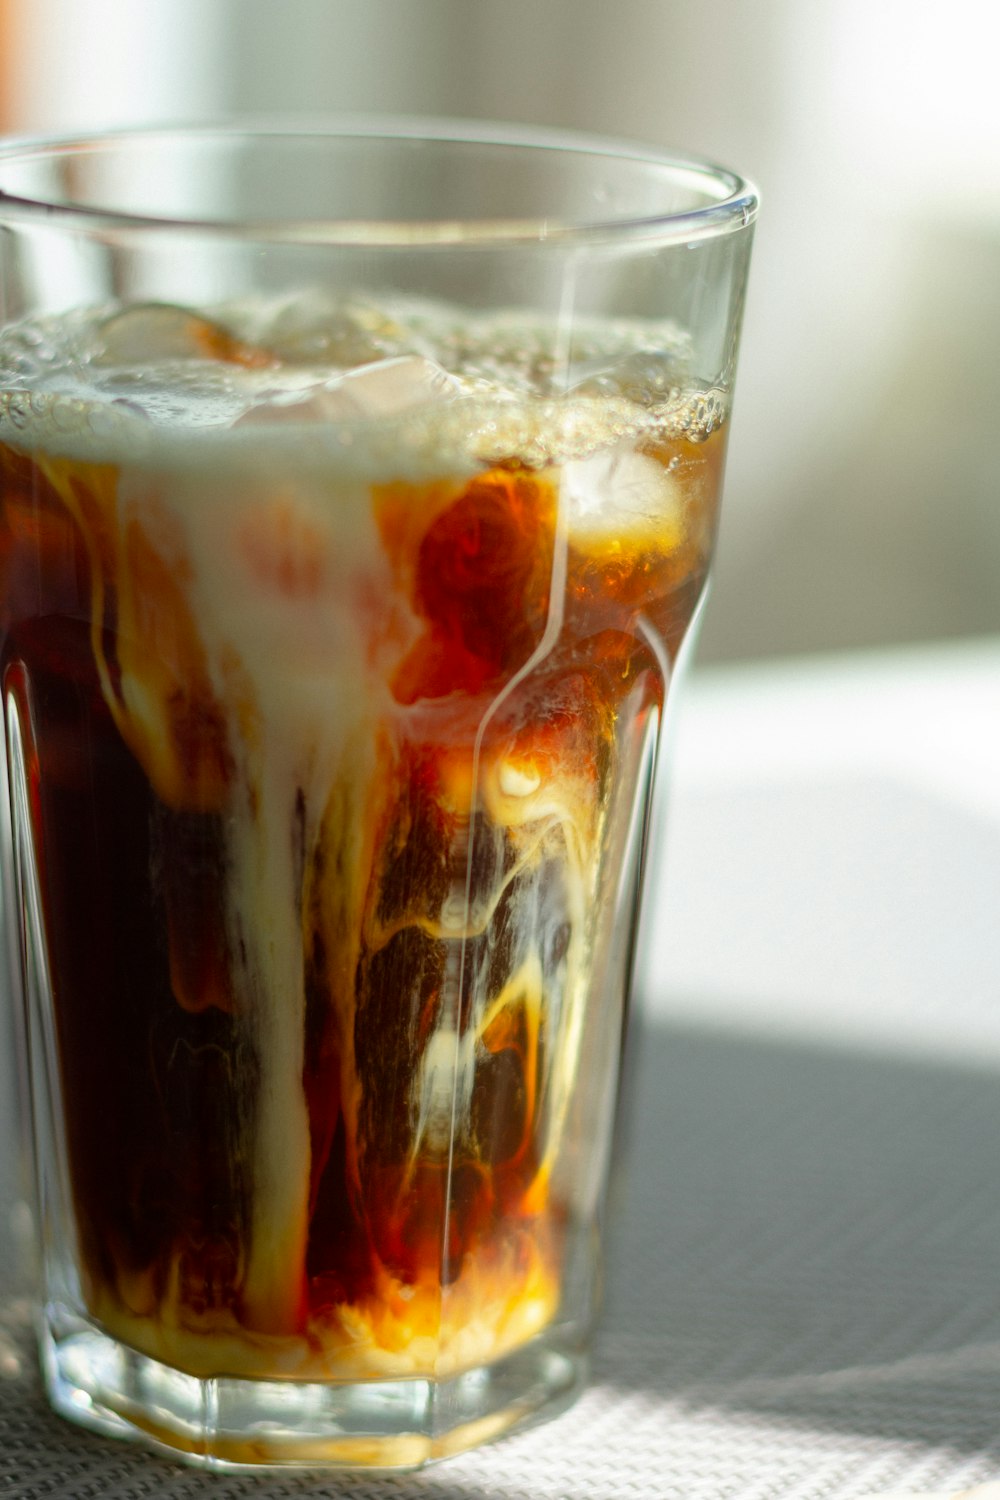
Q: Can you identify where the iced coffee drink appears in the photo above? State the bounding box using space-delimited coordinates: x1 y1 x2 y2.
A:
0 293 724 1399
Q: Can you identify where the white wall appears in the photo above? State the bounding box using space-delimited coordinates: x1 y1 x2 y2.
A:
5 0 226 131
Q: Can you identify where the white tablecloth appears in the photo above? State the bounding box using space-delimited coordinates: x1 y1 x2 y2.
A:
4 639 1000 1499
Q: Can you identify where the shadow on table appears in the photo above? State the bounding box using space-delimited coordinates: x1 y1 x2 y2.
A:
598 1013 1000 1461
7 1015 1000 1496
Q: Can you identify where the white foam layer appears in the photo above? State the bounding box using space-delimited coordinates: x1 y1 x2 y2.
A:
0 294 727 478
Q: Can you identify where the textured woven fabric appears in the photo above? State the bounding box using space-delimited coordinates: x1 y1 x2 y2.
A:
5 1018 1000 1499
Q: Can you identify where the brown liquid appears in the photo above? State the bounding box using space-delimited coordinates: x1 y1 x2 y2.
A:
1 381 723 1377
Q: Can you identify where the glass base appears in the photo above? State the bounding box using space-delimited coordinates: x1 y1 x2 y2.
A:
39 1303 586 1470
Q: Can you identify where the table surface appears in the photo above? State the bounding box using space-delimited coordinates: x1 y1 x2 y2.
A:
4 638 1000 1500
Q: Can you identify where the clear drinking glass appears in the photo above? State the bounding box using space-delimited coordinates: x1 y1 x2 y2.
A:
0 121 756 1469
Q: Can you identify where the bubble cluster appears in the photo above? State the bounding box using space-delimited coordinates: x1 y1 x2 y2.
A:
0 293 728 468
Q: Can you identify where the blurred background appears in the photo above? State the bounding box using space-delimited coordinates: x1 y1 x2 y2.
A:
0 0 997 665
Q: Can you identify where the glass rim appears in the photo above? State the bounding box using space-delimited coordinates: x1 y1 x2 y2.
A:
0 115 759 248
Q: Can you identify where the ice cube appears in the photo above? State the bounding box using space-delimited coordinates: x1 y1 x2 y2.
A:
232 355 459 428
227 370 331 428
259 295 412 367
562 441 682 545
92 303 268 369
325 356 460 418
229 392 326 427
